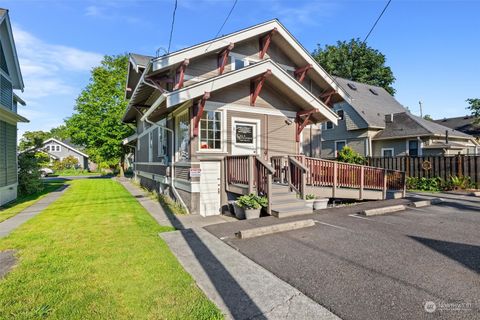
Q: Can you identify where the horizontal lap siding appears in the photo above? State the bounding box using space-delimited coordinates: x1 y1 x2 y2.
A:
0 121 6 186
0 121 17 187
268 115 296 157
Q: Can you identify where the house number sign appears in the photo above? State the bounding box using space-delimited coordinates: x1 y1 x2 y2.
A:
189 168 202 178
236 125 253 144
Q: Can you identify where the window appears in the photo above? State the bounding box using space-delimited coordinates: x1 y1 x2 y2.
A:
199 111 222 150
229 53 250 71
382 148 394 157
175 110 190 161
335 140 346 156
408 140 419 156
337 110 344 120
45 145 50 152
56 145 61 152
157 118 168 158
325 121 333 130
148 131 154 162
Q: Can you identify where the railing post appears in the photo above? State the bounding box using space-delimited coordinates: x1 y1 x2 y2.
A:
359 166 364 200
266 173 272 215
248 155 255 194
333 162 338 198
383 169 388 200
301 169 307 199
402 171 407 198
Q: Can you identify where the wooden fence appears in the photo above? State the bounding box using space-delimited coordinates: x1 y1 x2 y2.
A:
366 155 480 186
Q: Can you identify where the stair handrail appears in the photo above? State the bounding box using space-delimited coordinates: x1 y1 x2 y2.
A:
255 156 274 215
287 155 308 199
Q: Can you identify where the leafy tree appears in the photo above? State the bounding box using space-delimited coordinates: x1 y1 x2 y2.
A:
19 126 70 151
313 38 396 94
18 151 43 196
337 146 366 165
423 114 433 121
65 54 134 173
467 98 480 124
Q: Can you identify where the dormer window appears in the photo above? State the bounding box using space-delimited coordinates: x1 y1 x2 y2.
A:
337 110 344 120
229 53 252 71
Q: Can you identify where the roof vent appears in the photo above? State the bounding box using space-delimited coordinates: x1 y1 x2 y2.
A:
385 114 393 123
347 83 357 90
369 88 378 95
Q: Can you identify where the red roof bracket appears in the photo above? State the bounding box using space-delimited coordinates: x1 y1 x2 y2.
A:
193 92 210 137
250 70 272 106
174 59 190 90
259 28 277 59
218 43 234 75
319 89 336 107
294 64 313 83
295 109 317 142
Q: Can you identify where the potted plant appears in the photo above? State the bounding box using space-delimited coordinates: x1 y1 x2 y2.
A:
233 201 245 219
305 194 316 210
313 198 329 210
236 193 263 220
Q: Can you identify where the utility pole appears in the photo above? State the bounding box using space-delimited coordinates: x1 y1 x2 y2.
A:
419 101 423 118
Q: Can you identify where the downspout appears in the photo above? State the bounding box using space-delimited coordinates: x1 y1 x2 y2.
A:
138 64 190 214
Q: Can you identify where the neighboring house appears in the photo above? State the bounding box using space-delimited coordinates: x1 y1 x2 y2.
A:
434 115 480 140
123 19 352 216
41 138 90 169
321 78 478 158
0 9 28 206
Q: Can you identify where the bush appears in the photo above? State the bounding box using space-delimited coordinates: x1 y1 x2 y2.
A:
52 156 79 170
305 194 316 200
18 152 43 196
236 193 267 210
444 175 473 191
337 146 365 165
406 177 442 191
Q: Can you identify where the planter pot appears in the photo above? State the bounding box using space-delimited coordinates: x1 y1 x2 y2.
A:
313 198 329 210
305 199 315 210
244 208 261 220
233 203 246 220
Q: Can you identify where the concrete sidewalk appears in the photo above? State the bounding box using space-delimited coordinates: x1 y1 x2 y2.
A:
0 185 69 238
121 178 339 319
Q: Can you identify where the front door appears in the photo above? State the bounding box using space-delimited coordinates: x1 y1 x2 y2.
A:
232 119 260 155
199 161 221 217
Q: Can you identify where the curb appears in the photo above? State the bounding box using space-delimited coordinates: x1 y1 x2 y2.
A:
236 219 316 239
470 191 480 197
361 205 406 216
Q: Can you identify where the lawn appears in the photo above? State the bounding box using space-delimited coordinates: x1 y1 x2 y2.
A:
50 169 103 177
0 179 222 319
0 180 66 223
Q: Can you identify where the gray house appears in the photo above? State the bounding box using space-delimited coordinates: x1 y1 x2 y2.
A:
41 138 90 169
434 115 480 140
321 78 478 158
0 8 28 206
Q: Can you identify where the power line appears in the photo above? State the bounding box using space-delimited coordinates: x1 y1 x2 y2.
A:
213 0 238 39
363 0 392 43
167 0 178 54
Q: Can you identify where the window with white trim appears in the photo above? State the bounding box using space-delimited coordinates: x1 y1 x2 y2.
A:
199 111 222 150
408 140 419 156
175 110 190 161
325 121 334 130
157 118 168 157
229 53 252 71
382 148 394 157
335 140 346 156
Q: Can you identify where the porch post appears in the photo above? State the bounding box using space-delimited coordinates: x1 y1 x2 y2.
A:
266 172 272 215
248 155 255 194
359 166 365 200
383 169 388 200
333 162 338 198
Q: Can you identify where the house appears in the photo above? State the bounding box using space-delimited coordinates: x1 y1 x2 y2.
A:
122 19 361 216
434 115 480 140
321 78 478 158
0 9 28 206
40 138 91 169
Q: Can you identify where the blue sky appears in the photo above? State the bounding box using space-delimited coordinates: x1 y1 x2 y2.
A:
4 0 480 138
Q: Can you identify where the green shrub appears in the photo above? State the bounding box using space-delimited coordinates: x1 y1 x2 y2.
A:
236 193 267 210
305 194 316 200
18 152 43 196
445 175 473 190
406 177 442 192
52 156 79 170
337 146 366 165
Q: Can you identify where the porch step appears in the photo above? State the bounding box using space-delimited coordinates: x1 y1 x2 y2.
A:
271 198 307 209
271 206 313 218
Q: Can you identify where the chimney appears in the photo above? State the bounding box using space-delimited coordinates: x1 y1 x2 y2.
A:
385 114 393 123
445 130 449 144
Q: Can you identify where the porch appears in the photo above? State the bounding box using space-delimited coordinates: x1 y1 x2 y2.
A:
226 155 406 217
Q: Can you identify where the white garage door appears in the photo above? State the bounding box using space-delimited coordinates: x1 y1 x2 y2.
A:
199 161 221 217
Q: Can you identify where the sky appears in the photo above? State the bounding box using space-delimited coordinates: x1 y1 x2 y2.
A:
4 0 480 138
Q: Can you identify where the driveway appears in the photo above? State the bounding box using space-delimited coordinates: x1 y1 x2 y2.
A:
206 195 480 320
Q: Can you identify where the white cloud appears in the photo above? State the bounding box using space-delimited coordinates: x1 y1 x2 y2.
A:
270 0 339 28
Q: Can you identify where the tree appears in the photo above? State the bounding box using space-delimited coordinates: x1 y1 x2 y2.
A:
312 38 396 95
65 54 134 173
467 98 480 124
423 114 433 121
18 151 43 196
337 146 366 165
19 126 70 151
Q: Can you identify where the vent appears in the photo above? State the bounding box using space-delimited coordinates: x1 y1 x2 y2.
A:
347 83 357 90
369 88 378 95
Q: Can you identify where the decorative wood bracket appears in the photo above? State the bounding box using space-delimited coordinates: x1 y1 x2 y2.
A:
218 43 234 75
193 92 210 137
250 70 272 106
295 109 318 142
174 59 190 90
259 28 277 59
319 89 336 107
143 76 169 93
294 64 313 83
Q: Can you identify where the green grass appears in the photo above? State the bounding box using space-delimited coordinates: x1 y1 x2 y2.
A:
0 180 66 223
51 169 103 177
0 179 222 319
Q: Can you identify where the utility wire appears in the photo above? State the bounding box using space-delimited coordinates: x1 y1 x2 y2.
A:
167 0 178 54
213 0 238 39
363 0 392 43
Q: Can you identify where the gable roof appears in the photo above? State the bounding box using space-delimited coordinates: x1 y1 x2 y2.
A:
434 115 480 137
136 59 339 125
334 77 405 129
149 19 350 102
373 112 475 141
0 8 24 90
43 138 89 158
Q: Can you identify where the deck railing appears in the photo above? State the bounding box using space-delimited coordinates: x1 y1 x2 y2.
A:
287 156 308 199
272 155 406 199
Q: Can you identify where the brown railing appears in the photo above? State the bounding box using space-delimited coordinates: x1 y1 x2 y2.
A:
271 156 406 199
287 156 308 199
271 156 288 184
226 155 250 186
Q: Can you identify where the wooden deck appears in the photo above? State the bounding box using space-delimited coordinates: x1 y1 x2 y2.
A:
226 155 406 214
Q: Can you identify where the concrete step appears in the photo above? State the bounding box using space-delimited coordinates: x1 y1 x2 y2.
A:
271 205 313 218
271 198 307 209
270 192 298 201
